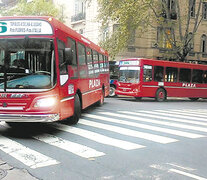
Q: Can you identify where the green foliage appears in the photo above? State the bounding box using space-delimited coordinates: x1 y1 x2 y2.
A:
98 0 203 61
98 0 152 59
1 0 63 21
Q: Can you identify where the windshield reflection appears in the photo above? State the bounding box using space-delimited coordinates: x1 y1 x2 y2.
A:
119 67 140 83
0 38 56 91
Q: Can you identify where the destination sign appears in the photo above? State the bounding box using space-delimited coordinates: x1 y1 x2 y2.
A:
0 20 53 35
119 60 140 66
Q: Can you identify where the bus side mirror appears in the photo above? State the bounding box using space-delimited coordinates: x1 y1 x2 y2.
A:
65 48 73 65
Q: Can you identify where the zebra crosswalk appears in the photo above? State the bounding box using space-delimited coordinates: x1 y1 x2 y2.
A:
0 108 206 169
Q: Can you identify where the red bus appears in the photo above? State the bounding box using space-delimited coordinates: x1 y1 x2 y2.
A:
0 16 109 124
115 58 207 101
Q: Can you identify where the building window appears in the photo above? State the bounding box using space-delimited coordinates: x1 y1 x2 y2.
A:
79 29 84 34
190 0 196 17
203 2 207 20
162 0 177 19
102 26 109 41
188 32 194 52
157 27 173 49
201 34 207 53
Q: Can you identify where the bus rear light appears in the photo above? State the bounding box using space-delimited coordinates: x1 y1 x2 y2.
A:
34 97 57 108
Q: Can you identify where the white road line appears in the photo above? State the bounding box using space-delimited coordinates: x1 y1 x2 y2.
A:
166 163 196 171
83 114 204 139
142 110 207 123
156 110 207 119
79 119 177 144
171 109 207 117
0 135 59 169
54 123 144 150
137 111 207 126
169 169 207 180
33 134 105 158
99 112 207 133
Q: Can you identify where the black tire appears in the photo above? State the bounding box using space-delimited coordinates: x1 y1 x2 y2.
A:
70 94 81 124
109 86 116 97
97 90 104 106
189 98 199 101
135 97 142 101
155 88 166 102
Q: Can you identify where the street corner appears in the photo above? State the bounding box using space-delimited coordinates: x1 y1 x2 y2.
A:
0 159 38 180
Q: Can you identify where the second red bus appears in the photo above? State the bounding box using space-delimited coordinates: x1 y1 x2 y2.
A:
115 58 207 101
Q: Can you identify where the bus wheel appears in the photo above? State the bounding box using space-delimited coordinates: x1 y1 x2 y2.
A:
97 90 104 106
189 98 199 101
109 86 116 97
135 97 142 101
155 88 166 102
70 94 81 124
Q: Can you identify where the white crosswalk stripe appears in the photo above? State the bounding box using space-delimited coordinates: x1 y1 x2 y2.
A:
0 135 59 169
33 133 105 158
83 114 204 139
0 108 206 169
99 111 207 132
54 123 144 150
139 110 207 125
164 109 207 119
79 119 177 144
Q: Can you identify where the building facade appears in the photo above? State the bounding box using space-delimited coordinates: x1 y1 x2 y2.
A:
56 0 207 64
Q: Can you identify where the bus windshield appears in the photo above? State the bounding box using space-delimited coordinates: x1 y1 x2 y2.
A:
119 66 140 83
0 38 56 91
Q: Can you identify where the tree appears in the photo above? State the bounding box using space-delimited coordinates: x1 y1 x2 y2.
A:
98 0 204 62
1 0 64 22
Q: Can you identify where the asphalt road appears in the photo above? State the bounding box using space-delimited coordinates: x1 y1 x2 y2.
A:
0 96 207 180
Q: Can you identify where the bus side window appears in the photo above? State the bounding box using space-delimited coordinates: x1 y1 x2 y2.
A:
77 43 87 78
165 67 178 82
143 65 152 82
86 47 94 77
154 66 164 82
99 54 104 73
179 68 191 83
192 69 203 84
104 55 109 72
93 50 99 76
67 37 78 78
203 71 207 83
57 39 68 75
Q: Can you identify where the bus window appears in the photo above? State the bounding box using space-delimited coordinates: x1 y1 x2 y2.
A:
99 54 104 72
78 43 86 65
93 50 99 75
165 67 178 82
179 68 191 83
154 66 164 82
58 39 68 75
86 47 94 77
203 71 207 83
104 56 109 72
67 38 77 66
66 38 78 79
77 43 87 78
143 65 152 82
119 66 140 83
58 39 69 85
192 69 203 84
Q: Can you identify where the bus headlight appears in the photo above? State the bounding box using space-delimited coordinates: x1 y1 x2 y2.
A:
34 97 57 108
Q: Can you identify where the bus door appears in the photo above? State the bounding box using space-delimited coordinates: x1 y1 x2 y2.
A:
57 37 78 119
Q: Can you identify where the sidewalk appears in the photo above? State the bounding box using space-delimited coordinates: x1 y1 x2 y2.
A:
0 159 38 180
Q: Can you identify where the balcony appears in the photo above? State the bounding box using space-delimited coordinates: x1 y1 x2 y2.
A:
71 12 86 23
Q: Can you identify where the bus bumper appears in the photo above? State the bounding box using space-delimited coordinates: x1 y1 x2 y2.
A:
0 113 60 122
115 90 138 97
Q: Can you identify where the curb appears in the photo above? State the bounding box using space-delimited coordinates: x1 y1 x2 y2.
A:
0 159 38 180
